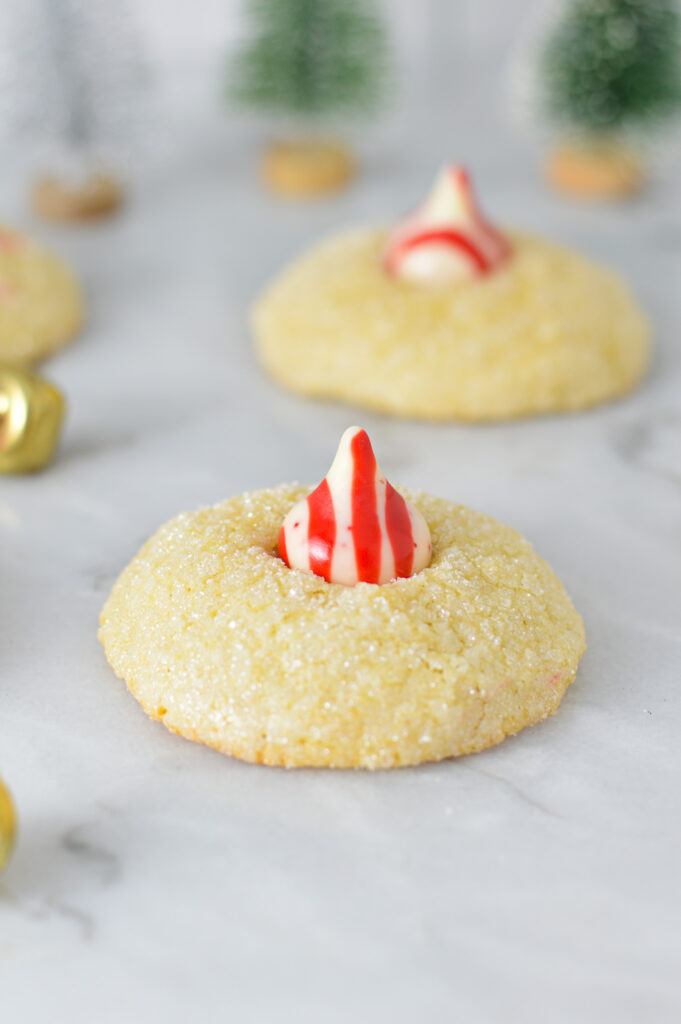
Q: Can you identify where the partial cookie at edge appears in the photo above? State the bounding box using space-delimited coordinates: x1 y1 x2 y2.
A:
0 228 83 364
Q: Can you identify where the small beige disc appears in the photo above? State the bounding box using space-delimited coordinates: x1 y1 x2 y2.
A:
546 142 643 200
99 486 586 770
261 140 355 197
31 173 123 222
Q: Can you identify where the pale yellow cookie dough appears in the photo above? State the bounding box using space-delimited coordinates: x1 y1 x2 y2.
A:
0 227 83 365
99 486 585 769
253 230 650 421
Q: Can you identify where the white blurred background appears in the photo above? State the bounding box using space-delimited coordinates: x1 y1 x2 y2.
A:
0 0 544 144
133 0 537 112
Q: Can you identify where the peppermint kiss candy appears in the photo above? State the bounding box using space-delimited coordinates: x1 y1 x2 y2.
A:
384 165 510 285
278 427 432 586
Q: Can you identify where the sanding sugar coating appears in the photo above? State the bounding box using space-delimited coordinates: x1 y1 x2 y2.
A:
0 227 83 364
253 229 650 421
99 485 586 769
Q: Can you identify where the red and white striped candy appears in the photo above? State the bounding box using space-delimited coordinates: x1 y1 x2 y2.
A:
278 427 432 586
384 165 510 285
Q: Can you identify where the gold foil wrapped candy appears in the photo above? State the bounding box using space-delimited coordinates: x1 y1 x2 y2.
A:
0 365 65 473
0 778 16 872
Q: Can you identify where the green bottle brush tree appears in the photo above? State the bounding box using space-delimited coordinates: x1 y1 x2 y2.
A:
539 0 681 197
227 0 389 196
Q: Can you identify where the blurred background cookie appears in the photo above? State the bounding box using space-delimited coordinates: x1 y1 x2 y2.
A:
254 168 650 421
0 227 83 364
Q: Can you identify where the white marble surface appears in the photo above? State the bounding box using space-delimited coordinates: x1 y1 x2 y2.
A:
1 107 681 1023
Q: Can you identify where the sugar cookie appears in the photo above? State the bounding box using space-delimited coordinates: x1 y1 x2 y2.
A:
100 430 585 769
262 140 355 197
